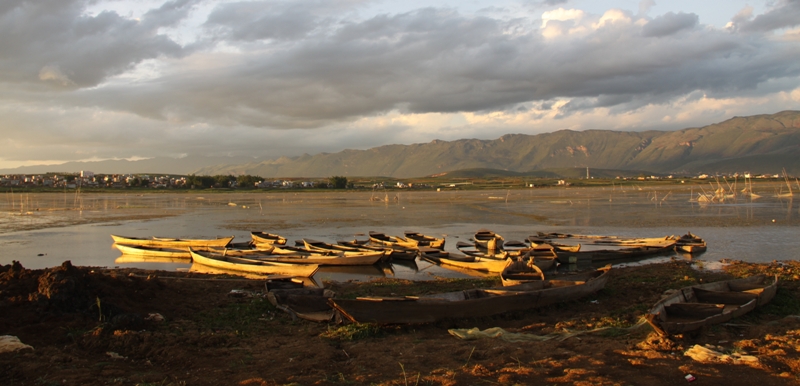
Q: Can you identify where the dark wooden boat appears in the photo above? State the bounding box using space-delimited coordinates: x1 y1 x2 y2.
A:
267 288 336 322
329 266 611 324
474 229 504 250
403 231 445 249
500 258 545 286
554 240 675 264
251 231 288 246
188 249 319 277
423 252 508 273
646 275 778 336
674 232 707 254
111 234 234 249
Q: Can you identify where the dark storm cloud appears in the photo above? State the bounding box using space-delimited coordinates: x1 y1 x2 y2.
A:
641 12 698 37
0 0 188 89
737 0 800 32
58 1 799 130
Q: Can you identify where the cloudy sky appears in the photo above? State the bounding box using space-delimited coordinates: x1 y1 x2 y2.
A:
2 0 799 169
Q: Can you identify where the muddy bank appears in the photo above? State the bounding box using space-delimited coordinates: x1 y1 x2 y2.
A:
1 260 799 385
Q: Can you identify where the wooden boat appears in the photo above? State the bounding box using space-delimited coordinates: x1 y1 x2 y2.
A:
111 234 234 249
418 247 475 262
114 255 189 264
474 229 504 250
500 258 545 286
674 232 707 254
646 275 778 336
553 240 676 264
368 231 418 249
423 253 508 273
267 288 336 322
403 231 445 249
251 231 288 246
338 239 418 261
188 249 319 277
114 243 192 259
329 266 611 324
209 246 384 266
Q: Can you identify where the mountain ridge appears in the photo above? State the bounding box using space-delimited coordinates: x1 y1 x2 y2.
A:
2 111 798 177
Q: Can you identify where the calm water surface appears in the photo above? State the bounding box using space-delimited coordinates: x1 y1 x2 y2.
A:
2 184 798 282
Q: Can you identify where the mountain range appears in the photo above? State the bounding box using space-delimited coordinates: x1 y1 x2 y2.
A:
3 111 799 178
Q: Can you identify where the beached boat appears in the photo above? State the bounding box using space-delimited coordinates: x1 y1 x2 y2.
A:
500 258 545 286
368 231 419 249
673 232 707 254
474 229 504 250
114 243 192 259
251 231 288 246
553 240 676 264
403 231 445 249
267 287 336 322
418 247 475 262
423 252 509 273
209 246 384 266
188 249 319 277
646 275 778 336
338 239 418 261
329 266 611 324
111 234 234 249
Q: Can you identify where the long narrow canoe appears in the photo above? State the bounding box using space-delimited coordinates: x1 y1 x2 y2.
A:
553 240 676 264
208 247 384 266
646 275 777 336
111 234 234 249
423 253 509 273
329 266 611 324
114 243 192 259
338 239 418 261
188 249 318 277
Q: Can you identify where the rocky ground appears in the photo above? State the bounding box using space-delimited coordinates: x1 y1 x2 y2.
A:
1 259 800 386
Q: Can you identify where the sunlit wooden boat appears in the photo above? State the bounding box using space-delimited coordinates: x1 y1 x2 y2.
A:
209 245 384 266
329 266 611 324
368 231 418 249
646 275 778 336
188 249 318 277
418 247 475 262
403 231 445 249
251 231 288 246
114 255 189 264
474 229 504 250
114 243 192 259
338 239 418 261
500 258 545 286
423 252 508 273
111 234 234 249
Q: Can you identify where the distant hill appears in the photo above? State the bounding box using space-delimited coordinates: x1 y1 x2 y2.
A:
195 110 800 178
3 111 799 178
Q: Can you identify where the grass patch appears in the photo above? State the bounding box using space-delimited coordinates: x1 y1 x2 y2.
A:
327 277 501 299
197 298 276 334
321 323 384 341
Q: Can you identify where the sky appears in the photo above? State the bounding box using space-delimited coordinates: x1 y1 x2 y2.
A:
1 0 800 169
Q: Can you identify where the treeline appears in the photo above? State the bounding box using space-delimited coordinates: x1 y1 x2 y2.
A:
184 175 350 189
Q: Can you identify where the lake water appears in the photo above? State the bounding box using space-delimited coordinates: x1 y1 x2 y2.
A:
2 183 798 282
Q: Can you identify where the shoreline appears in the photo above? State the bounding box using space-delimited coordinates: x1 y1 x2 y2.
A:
1 259 799 385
